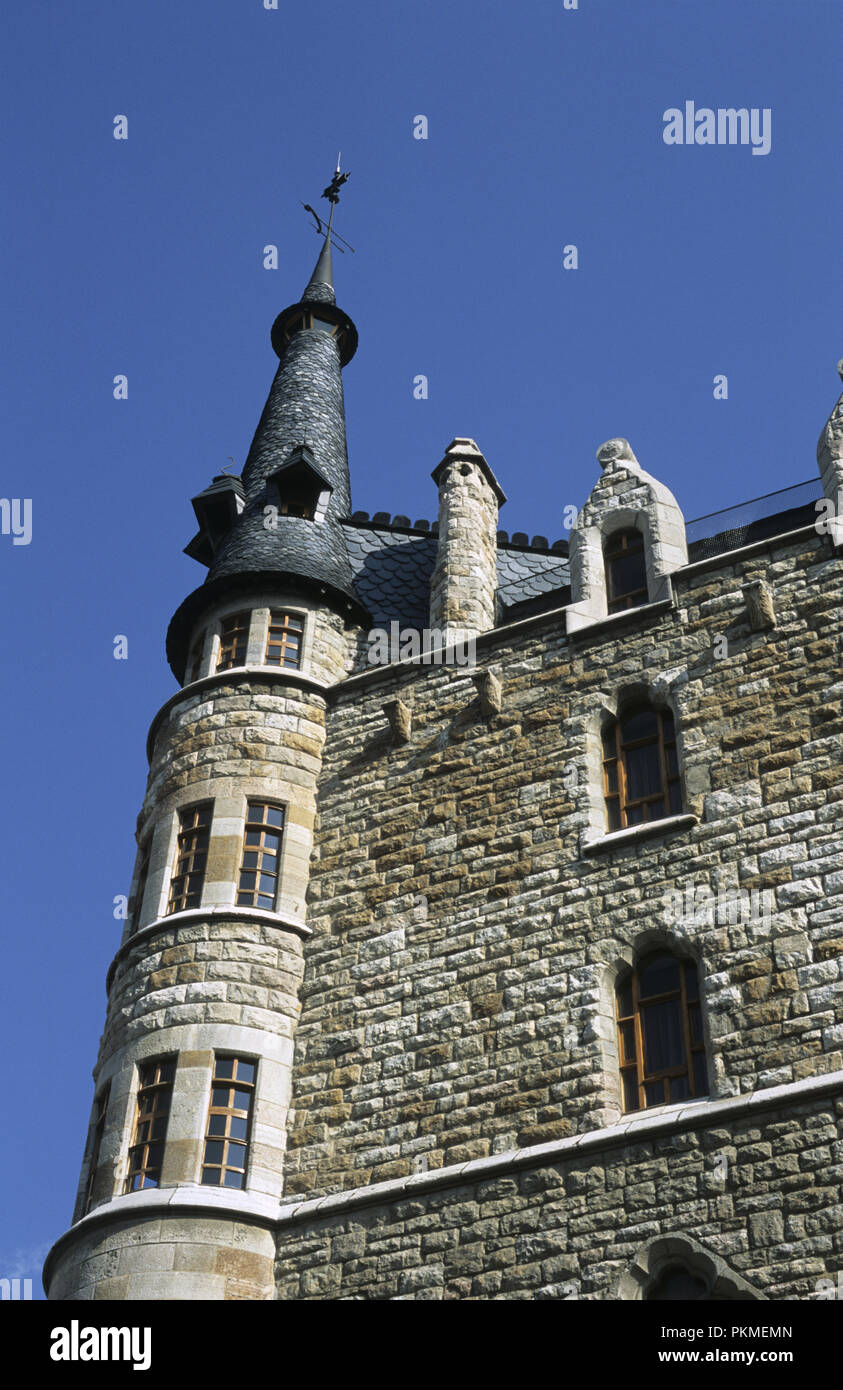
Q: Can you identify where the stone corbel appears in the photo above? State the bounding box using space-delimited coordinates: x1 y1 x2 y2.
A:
741 579 776 631
383 698 412 743
472 669 502 718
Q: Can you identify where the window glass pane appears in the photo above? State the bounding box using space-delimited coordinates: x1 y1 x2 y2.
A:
233 1089 252 1111
616 979 633 1018
601 726 615 759
692 1051 709 1096
685 964 699 1001
621 709 658 742
263 832 281 850
259 873 276 893
212 1087 231 1108
267 808 285 828
641 999 684 1073
609 551 647 598
141 1174 159 1189
670 1075 689 1102
622 1071 639 1113
224 1169 245 1189
607 798 621 831
620 1020 635 1065
240 872 256 891
624 743 662 801
626 803 643 826
236 891 253 905
605 763 618 794
208 1113 227 1136
257 894 275 910
237 1061 256 1084
669 781 682 814
204 1140 225 1165
158 1060 176 1084
229 1115 248 1140
245 831 261 846
649 798 665 820
201 1168 220 1185
242 851 259 869
638 955 680 999
226 1142 247 1170
666 746 679 778
644 1081 664 1108
151 1117 168 1140
215 1058 235 1079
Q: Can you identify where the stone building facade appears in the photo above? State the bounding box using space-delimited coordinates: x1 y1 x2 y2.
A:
44 234 843 1301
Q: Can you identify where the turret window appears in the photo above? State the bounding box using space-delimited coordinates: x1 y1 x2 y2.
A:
125 1058 176 1191
604 529 648 613
128 840 151 936
167 802 212 913
217 611 250 671
265 611 304 669
83 1084 110 1214
237 802 285 910
603 705 681 830
616 952 707 1113
186 629 206 683
201 1056 256 1189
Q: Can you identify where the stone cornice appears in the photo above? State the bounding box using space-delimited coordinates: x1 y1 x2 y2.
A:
146 666 330 761
105 906 311 993
274 1068 843 1229
43 1068 843 1292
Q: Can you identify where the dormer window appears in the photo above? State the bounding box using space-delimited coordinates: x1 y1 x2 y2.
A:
605 529 648 613
267 447 332 524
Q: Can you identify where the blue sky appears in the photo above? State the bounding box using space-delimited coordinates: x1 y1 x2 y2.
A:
1 0 841 1293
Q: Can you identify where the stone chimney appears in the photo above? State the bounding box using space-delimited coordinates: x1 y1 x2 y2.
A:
430 438 505 645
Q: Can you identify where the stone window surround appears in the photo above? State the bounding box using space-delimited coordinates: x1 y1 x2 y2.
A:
567 454 688 635
592 931 717 1127
131 780 313 937
617 1233 767 1301
75 1023 293 1220
569 682 694 856
183 598 311 687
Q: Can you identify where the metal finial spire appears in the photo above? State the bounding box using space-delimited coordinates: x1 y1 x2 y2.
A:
300 155 355 253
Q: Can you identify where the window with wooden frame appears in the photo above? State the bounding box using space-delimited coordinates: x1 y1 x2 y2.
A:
128 840 151 936
602 704 681 831
616 952 708 1113
83 1083 111 1214
124 1058 176 1191
186 629 206 684
237 802 285 910
216 611 250 671
604 528 648 614
167 802 212 914
265 610 304 669
201 1056 256 1189
279 497 314 519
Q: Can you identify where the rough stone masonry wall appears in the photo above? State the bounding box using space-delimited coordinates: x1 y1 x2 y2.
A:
274 1090 843 1300
284 530 843 1202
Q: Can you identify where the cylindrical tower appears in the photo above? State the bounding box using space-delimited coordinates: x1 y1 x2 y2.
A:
44 231 368 1300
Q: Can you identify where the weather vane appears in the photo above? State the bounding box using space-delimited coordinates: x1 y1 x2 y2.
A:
301 153 355 254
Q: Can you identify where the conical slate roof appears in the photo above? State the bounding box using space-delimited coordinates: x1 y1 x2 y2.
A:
167 234 367 678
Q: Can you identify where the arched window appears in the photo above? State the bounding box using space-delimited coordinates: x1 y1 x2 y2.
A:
644 1265 710 1300
602 703 681 830
604 528 647 613
616 950 708 1113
